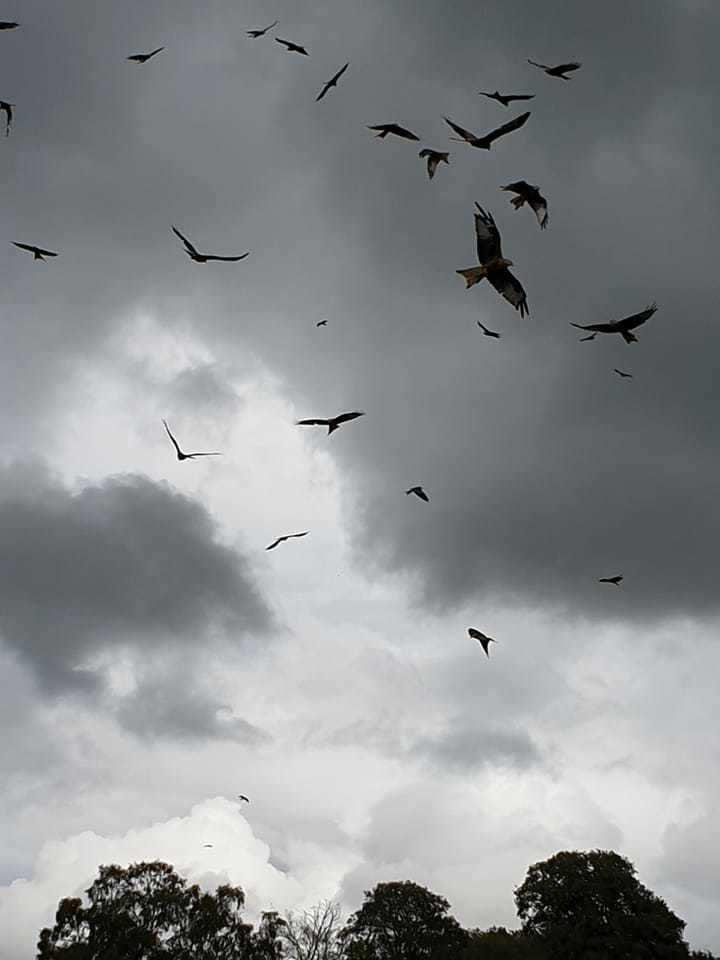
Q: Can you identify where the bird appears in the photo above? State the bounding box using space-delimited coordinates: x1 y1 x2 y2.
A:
614 368 633 379
598 575 623 586
237 795 250 803
501 180 548 229
0 101 14 136
443 112 530 150
127 47 164 63
203 844 214 848
405 486 429 502
162 420 222 461
456 205 529 317
468 628 497 657
171 226 249 263
570 303 657 344
265 531 309 551
275 38 308 55
477 321 501 338
316 319 328 327
418 148 450 180
367 123 420 141
479 90 535 107
0 21 19 30
12 241 58 261
528 59 581 80
316 62 349 101
247 20 278 38
296 411 365 434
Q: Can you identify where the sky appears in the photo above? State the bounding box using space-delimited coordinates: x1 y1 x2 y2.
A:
1 0 719 956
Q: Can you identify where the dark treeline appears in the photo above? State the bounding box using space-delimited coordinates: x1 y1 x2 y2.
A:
37 849 717 960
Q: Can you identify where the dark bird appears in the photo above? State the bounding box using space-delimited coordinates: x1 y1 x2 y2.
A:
0 21 19 30
316 62 349 101
127 47 164 63
265 531 309 551
456 205 529 317
468 628 497 657
501 180 548 229
162 419 222 461
405 486 429 502
275 38 308 55
367 123 420 141
444 112 530 150
477 321 501 338
172 225 249 263
203 844 214 848
598 575 623 586
570 303 657 344
12 241 57 261
296 411 365 434
528 59 581 80
247 20 278 38
237 795 250 803
418 148 450 180
0 100 14 136
316 319 328 327
614 368 633 379
479 90 535 107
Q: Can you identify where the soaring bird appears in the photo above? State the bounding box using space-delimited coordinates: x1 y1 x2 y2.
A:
367 123 420 141
162 420 222 461
0 21 19 30
296 411 365 434
12 241 57 261
477 321 501 338
0 101 14 136
316 319 328 327
479 90 534 107
265 531 309 551
570 303 657 344
456 205 529 317
316 62 349 101
598 575 623 586
444 112 530 150
127 47 164 63
247 20 278 38
237 794 250 803
418 148 450 180
501 180 548 229
405 486 429 502
528 59 581 79
275 38 308 55
203 844 214 848
468 628 496 657
172 226 249 263
614 368 633 379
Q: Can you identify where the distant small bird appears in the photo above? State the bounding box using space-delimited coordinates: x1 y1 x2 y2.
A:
12 241 57 261
456 205 529 317
203 844 214 848
367 123 420 141
237 794 250 803
598 575 623 586
316 62 349 101
127 47 164 63
613 368 633 379
316 319 328 327
479 90 535 107
0 21 19 30
247 20 278 38
477 321 501 338
501 180 548 229
405 486 429 502
528 59 581 80
275 38 308 55
296 411 365 434
172 225 249 263
265 531 309 551
0 101 14 136
468 627 497 657
570 303 657 344
418 148 450 180
162 419 222 461
444 112 530 150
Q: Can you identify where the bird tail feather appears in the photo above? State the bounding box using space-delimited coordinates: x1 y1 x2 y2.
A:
456 266 487 288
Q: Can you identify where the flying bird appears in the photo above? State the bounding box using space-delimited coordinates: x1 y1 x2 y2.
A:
598 575 623 586
237 795 250 803
203 844 214 848
456 205 529 317
247 20 278 38
12 241 57 261
127 47 164 63
570 303 657 344
171 225 249 263
477 321 501 338
528 59 581 79
405 486 429 502
367 123 420 141
479 90 534 107
418 148 450 179
162 420 222 461
275 38 308 55
0 21 19 30
316 62 349 101
614 368 633 379
296 411 365 434
501 180 548 229
443 112 530 150
468 628 497 657
0 100 14 136
316 319 328 327
265 531 309 551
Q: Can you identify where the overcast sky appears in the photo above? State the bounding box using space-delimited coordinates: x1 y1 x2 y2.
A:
1 0 719 956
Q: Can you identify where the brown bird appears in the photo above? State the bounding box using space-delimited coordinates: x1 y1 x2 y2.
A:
468 628 497 657
456 205 529 317
418 148 450 180
247 20 278 38
501 180 548 229
172 226 249 263
613 368 633 379
12 241 57 261
265 531 309 551
570 303 657 344
405 486 429 502
316 62 349 101
528 59 581 80
598 575 623 586
477 321 501 338
296 411 365 434
0 21 19 30
367 123 420 141
275 38 308 55
162 420 222 461
479 91 534 107
444 112 530 150
0 100 14 136
127 47 164 63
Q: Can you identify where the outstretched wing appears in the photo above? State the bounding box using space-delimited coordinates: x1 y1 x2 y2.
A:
473 206 503 263
483 111 530 144
570 321 615 334
275 38 291 49
617 303 657 331
506 94 535 102
443 115 476 143
171 225 199 257
527 59 549 70
265 536 286 551
489 269 529 317
296 418 330 426
529 193 548 229
204 252 250 262
333 411 365 426
553 61 581 73
12 241 57 257
162 419 183 456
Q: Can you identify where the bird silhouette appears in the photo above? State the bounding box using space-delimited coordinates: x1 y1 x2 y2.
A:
275 38 308 55
316 319 328 327
418 148 450 179
405 486 429 502
162 420 222 460
0 21 19 30
479 90 534 107
598 575 623 585
203 844 214 848
367 123 420 141
172 226 249 263
0 101 14 136
247 20 278 38
614 368 633 379
127 47 164 63
456 205 529 317
501 180 548 229
265 531 309 551
12 241 57 261
477 321 501 338
237 794 250 803
570 304 657 344
468 628 497 657
528 59 581 79
316 62 349 101
444 112 530 150
296 411 365 434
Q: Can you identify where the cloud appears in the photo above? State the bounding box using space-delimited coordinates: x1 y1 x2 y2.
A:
413 724 541 773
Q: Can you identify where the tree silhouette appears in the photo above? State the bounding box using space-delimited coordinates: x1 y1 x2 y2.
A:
282 901 343 960
460 926 545 959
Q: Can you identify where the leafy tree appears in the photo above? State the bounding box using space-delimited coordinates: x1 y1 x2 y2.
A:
282 901 343 960
460 926 545 960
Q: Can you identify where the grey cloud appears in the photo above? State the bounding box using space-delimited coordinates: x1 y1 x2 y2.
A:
167 363 242 418
413 724 541 773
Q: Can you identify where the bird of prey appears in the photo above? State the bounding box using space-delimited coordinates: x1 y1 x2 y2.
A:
367 123 420 141
265 531 309 551
570 303 657 344
418 148 450 179
477 321 501 338
162 420 222 461
614 368 633 379
316 319 328 327
275 38 308 55
468 628 497 657
405 486 429 502
528 59 581 80
501 180 548 229
444 112 530 151
598 575 623 586
237 794 250 803
203 844 214 848
296 411 365 434
0 101 14 136
247 20 278 38
479 90 534 107
12 241 57 261
171 226 249 263
456 205 529 317
0 21 19 30
127 47 164 63
316 62 349 101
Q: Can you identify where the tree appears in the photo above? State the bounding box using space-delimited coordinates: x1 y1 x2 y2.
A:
282 901 343 960
460 927 545 960
340 880 467 960
514 850 690 960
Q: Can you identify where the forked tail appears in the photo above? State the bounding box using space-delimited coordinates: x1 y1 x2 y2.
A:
456 265 487 289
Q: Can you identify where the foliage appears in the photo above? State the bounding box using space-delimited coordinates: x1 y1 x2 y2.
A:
460 926 546 959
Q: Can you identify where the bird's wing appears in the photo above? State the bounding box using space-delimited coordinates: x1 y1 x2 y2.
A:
12 242 57 256
265 537 285 550
331 62 349 83
186 451 222 457
528 193 549 228
527 60 548 70
391 125 420 140
148 47 165 58
444 116 475 142
275 38 291 48
289 531 309 539
489 269 529 317
554 61 581 73
315 81 331 101
333 411 365 425
483 111 530 144
570 321 612 333
501 180 530 195
617 303 657 331
417 489 429 502
203 252 250 262
171 225 199 256
296 418 329 426
162 419 183 455
473 206 503 262
127 54 145 61
507 94 535 101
